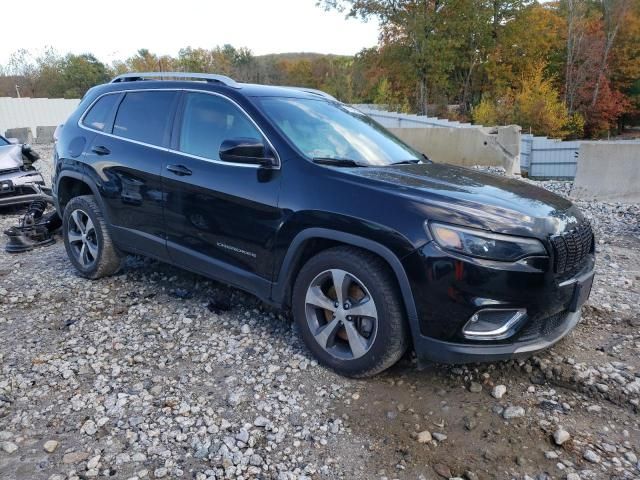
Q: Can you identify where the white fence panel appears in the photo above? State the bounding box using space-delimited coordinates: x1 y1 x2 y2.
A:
528 138 581 179
0 97 80 138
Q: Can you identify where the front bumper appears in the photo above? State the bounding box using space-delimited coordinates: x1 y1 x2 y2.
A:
0 170 46 206
414 308 581 364
403 241 595 364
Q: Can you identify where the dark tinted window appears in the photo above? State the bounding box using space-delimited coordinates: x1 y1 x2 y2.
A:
113 91 176 145
179 93 262 160
82 93 119 132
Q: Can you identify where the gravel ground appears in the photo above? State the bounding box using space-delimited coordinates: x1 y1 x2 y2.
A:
0 147 638 480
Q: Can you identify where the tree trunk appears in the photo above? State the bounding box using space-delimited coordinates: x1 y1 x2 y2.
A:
418 76 428 116
564 0 574 109
461 61 476 114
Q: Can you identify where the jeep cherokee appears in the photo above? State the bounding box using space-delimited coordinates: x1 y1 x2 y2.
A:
52 72 595 377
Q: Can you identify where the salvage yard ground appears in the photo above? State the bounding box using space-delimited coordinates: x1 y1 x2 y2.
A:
0 145 639 480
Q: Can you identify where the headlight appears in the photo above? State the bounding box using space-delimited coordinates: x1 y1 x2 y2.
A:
428 222 547 261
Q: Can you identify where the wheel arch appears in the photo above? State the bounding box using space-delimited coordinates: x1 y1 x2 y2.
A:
56 172 104 217
272 228 419 335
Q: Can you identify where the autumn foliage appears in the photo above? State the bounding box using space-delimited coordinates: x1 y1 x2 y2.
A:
2 1 639 139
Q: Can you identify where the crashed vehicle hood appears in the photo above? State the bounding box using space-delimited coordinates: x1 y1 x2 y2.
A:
0 144 24 170
345 162 584 238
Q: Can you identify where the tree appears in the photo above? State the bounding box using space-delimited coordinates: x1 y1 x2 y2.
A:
513 65 570 137
472 94 515 125
56 54 110 98
590 0 630 108
320 0 451 114
559 0 632 136
4 49 40 96
473 65 583 138
321 0 532 114
485 3 565 97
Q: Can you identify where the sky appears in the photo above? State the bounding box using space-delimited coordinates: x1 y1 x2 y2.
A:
1 0 380 66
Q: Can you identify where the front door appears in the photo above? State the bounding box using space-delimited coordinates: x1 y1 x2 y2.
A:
162 91 283 297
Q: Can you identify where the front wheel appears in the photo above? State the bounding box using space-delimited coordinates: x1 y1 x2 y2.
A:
62 195 122 279
292 247 409 377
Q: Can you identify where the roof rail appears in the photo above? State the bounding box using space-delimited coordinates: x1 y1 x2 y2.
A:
288 87 338 102
110 72 241 89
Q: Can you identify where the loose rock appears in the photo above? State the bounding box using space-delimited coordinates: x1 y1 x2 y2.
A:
502 406 525 419
43 440 59 453
492 385 507 399
553 428 571 446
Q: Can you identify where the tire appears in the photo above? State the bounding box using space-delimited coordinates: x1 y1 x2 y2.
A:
292 246 409 377
62 195 122 279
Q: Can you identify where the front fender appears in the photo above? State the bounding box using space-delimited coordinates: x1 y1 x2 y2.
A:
271 226 421 347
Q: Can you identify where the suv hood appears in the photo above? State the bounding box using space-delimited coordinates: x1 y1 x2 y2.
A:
0 145 24 170
346 162 584 237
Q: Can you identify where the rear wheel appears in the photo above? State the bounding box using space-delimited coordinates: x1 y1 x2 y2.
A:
292 246 409 377
63 195 121 279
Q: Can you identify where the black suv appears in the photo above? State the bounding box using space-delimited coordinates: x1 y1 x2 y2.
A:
53 72 595 377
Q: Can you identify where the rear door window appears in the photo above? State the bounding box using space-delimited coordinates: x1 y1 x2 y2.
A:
178 92 263 161
82 94 120 132
112 91 177 146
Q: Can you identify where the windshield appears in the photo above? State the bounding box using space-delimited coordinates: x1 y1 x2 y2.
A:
254 97 421 166
0 136 9 146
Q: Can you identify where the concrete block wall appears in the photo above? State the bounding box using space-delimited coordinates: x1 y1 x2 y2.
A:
4 127 33 144
572 143 640 203
35 126 57 144
388 125 522 176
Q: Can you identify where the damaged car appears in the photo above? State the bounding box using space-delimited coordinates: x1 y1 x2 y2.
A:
0 134 46 207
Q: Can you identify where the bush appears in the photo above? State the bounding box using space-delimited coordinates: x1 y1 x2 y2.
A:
513 66 569 138
472 97 499 125
472 95 515 126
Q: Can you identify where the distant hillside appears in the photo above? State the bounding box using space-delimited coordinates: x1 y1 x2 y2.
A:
256 52 352 62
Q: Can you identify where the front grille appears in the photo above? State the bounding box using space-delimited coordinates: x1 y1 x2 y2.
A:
519 311 568 341
0 185 38 198
551 222 593 275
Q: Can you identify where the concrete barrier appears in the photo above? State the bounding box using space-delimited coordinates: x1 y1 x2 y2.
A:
35 126 57 144
4 127 33 144
388 125 521 176
571 143 640 203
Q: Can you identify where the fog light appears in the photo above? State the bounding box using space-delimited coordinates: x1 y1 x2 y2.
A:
462 308 526 340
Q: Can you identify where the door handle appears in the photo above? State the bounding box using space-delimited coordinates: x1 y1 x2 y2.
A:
166 164 192 176
91 145 110 156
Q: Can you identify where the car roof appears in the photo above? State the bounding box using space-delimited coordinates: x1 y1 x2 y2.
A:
96 72 336 101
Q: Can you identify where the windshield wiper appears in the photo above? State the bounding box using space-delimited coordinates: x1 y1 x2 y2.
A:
312 157 369 167
389 159 421 165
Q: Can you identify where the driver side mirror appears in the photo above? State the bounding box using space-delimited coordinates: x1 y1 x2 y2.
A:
219 138 277 168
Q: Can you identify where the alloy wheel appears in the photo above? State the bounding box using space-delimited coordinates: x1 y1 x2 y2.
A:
304 269 378 360
67 209 99 268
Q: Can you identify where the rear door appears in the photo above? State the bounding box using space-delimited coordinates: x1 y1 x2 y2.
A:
83 90 179 259
162 91 283 297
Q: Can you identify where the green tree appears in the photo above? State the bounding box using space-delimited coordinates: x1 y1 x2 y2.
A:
56 54 110 98
321 0 531 115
